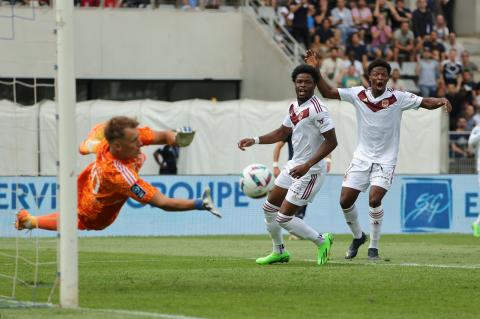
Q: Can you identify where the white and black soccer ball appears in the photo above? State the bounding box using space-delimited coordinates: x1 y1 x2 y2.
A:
240 164 275 199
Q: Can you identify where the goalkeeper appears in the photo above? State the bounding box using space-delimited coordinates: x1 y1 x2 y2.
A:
16 116 221 231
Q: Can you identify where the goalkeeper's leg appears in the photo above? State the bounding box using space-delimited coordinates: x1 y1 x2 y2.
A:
16 210 58 231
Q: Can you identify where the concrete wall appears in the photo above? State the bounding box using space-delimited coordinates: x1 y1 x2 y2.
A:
0 7 243 80
0 7 296 99
240 12 295 100
453 0 480 35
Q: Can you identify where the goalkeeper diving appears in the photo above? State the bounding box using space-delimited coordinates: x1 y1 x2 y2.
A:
16 116 221 231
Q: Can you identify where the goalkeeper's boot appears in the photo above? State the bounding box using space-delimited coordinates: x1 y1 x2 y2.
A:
317 233 333 265
473 222 480 238
256 251 290 265
345 232 367 260
368 248 380 261
202 187 222 218
15 209 36 230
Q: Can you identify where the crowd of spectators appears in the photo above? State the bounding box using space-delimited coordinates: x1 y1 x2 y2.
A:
267 0 478 163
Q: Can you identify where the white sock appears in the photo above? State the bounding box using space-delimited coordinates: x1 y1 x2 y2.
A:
263 201 285 254
342 204 363 239
475 214 480 225
368 206 384 249
276 212 324 246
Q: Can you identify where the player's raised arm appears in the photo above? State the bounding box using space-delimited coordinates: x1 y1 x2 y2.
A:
289 128 337 179
237 125 292 151
152 126 196 147
420 97 452 112
304 50 340 100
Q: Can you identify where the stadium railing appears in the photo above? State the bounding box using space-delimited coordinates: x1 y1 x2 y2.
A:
448 131 476 174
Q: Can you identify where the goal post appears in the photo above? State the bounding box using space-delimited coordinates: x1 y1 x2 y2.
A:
55 0 78 308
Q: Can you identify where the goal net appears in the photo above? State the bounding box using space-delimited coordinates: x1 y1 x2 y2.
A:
0 2 78 308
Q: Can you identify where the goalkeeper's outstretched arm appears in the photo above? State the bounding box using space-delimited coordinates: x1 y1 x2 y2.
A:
152 127 196 147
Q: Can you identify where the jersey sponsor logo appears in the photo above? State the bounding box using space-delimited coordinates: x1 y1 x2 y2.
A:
400 178 452 232
357 90 398 112
130 183 146 199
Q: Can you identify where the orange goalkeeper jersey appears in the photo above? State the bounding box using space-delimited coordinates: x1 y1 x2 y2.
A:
77 124 157 230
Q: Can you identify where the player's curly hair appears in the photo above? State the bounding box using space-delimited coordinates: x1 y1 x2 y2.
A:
104 116 139 143
291 64 320 83
367 59 391 76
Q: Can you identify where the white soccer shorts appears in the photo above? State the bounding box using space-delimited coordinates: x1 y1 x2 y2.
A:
342 158 395 192
275 167 326 206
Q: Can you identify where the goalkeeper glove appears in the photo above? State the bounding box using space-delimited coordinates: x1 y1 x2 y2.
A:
174 126 196 147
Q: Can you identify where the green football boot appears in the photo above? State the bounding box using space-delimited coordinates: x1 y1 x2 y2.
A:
317 233 333 265
473 222 480 238
255 251 290 265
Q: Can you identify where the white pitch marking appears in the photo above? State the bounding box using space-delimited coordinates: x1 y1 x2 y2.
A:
302 259 480 269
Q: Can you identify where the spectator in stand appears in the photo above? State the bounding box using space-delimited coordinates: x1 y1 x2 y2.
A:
329 28 346 54
393 21 415 63
346 32 368 70
320 46 344 88
412 0 434 39
289 0 314 49
461 51 479 81
315 18 335 45
330 0 357 45
390 0 412 31
104 0 118 7
387 68 406 91
417 48 440 97
446 83 466 127
423 31 446 60
369 14 392 59
313 0 331 28
442 48 463 90
181 0 200 11
277 2 293 30
80 0 100 6
433 14 449 42
475 83 480 108
460 71 476 104
464 103 476 131
343 50 365 79
440 0 455 33
450 116 473 159
351 0 373 37
444 32 464 60
339 65 365 88
472 104 480 126
373 0 395 26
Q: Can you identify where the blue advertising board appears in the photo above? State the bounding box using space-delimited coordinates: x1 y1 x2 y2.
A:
0 175 478 237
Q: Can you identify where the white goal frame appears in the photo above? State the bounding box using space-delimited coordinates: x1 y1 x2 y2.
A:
55 0 78 308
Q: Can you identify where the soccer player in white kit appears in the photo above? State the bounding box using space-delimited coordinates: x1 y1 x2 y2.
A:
237 65 338 265
305 52 452 260
468 125 480 237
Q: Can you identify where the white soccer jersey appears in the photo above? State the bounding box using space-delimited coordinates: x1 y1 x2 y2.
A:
338 86 423 166
282 95 334 172
468 125 480 172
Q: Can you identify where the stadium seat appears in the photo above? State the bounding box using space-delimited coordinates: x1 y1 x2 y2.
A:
257 6 276 21
400 62 417 77
402 79 420 94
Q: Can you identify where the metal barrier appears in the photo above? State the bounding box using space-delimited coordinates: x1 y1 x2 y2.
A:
449 131 476 174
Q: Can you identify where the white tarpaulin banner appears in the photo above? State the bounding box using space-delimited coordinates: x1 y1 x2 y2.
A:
0 98 448 176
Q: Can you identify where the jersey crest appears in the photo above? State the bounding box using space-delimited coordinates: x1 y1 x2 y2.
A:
358 90 398 112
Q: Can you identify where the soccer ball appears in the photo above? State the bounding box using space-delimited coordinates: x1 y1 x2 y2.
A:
240 164 275 199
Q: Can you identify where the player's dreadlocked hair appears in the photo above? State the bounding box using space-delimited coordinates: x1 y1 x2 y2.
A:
104 116 139 143
291 64 320 84
367 59 391 76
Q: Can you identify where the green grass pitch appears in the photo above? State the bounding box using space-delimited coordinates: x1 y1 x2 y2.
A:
1 234 479 319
